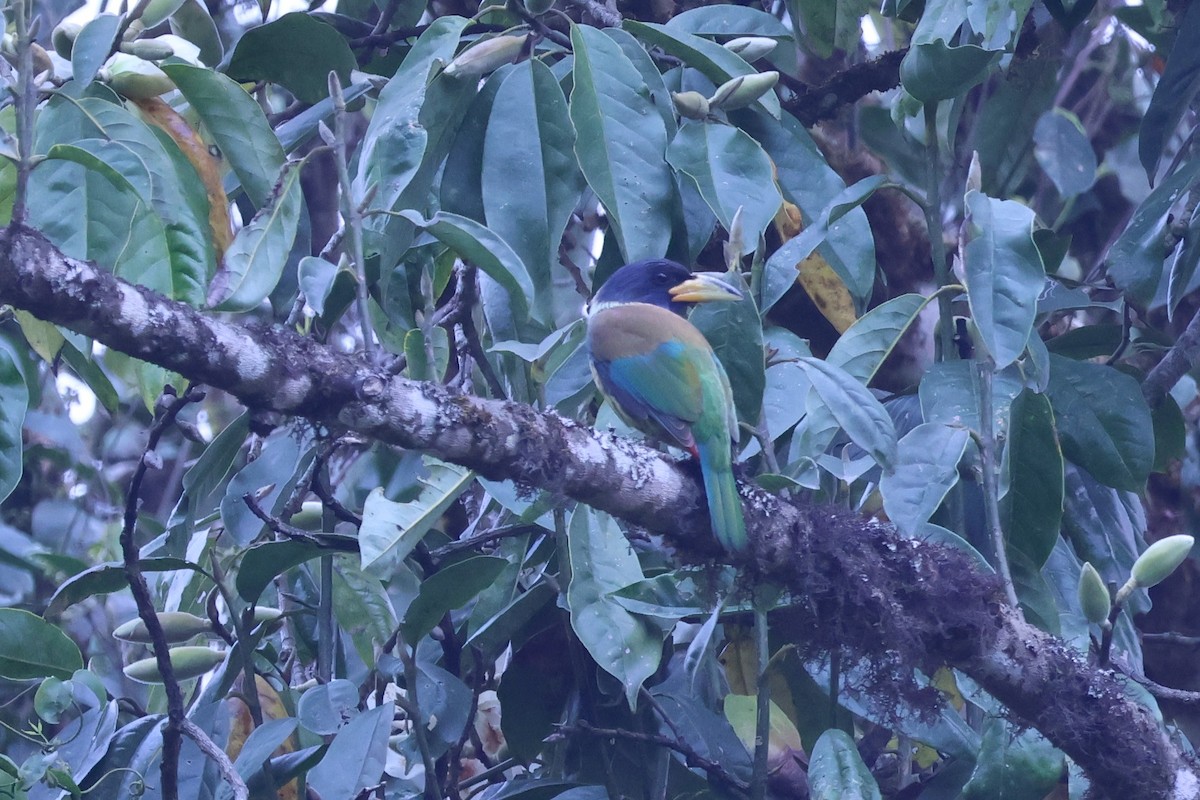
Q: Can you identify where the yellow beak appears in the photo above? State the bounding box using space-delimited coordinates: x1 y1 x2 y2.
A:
668 272 743 303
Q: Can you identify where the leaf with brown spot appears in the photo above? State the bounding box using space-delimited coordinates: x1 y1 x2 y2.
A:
134 97 233 260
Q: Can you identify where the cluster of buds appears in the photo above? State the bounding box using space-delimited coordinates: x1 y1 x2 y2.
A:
116 607 283 684
670 37 780 121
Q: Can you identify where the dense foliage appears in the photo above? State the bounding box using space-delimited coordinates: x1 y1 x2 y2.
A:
0 0 1198 797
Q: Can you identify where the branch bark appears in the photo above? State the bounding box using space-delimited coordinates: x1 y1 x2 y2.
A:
1 223 1195 799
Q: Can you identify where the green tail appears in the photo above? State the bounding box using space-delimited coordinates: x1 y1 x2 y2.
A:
696 436 747 552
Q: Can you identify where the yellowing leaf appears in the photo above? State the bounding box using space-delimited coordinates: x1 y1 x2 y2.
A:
134 96 233 260
798 251 857 333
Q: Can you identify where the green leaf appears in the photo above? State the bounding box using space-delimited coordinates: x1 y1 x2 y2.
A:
1044 355 1153 491
1139 0 1200 181
219 718 298 800
624 21 781 119
808 728 882 800
482 60 585 324
919 360 1025 432
880 423 970 536
220 426 316 546
441 67 510 222
1033 108 1097 197
691 271 764 422
465 580 556 656
170 0 224 65
162 62 286 208
0 347 27 505
1107 155 1200 305
762 175 884 307
34 97 212 303
297 679 360 734
227 13 357 104
604 28 678 140
826 293 932 383
332 556 398 667
0 609 83 680
961 718 1064 799
358 459 475 575
736 111 876 308
1168 201 1200 317
209 160 303 311
235 539 326 603
306 704 392 800
566 507 665 709
399 210 534 327
402 556 507 642
1153 393 1186 471
963 191 1045 369
797 358 898 471
785 0 870 58
1001 390 1064 568
47 558 199 617
72 14 122 86
665 5 791 37
666 122 782 254
570 24 675 263
410 661 472 756
900 40 996 103
357 17 474 267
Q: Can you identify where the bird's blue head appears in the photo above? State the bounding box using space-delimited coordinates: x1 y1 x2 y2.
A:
589 259 743 316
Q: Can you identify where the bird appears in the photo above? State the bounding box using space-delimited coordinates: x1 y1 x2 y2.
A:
586 259 747 553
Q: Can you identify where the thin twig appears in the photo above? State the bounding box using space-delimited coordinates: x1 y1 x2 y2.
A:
10 0 34 225
329 75 377 363
395 631 441 800
557 721 749 795
121 386 206 800
428 523 542 559
975 362 1019 608
180 718 249 800
923 102 954 362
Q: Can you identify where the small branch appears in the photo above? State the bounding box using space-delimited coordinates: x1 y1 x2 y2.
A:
10 0 34 225
923 102 955 362
428 523 542 559
1143 305 1200 409
779 49 906 127
121 386 206 800
180 718 249 800
558 720 749 796
395 632 440 800
328 76 377 363
975 361 1019 608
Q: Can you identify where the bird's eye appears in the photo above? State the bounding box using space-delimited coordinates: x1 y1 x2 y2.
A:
654 272 670 284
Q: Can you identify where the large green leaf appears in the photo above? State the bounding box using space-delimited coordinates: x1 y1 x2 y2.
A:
235 539 327 603
1107 154 1200 305
691 271 764 422
163 62 285 209
482 60 585 325
0 347 27 505
0 609 83 680
665 5 791 37
666 121 781 254
332 556 398 667
570 24 675 264
34 97 211 303
1033 108 1097 198
961 718 1064 799
359 460 475 576
880 423 969 536
1139 0 1200 181
306 704 392 800
901 40 995 102
919 360 1025 433
398 211 534 331
566 507 665 709
209 160 304 311
402 556 507 642
785 0 870 59
962 191 1045 369
624 21 781 118
735 111 876 308
1001 390 1064 568
227 13 356 104
442 67 511 222
808 728 881 800
826 293 932 383
762 175 884 307
71 14 122 86
46 558 200 617
797 357 897 471
1044 355 1153 491
357 17 474 267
